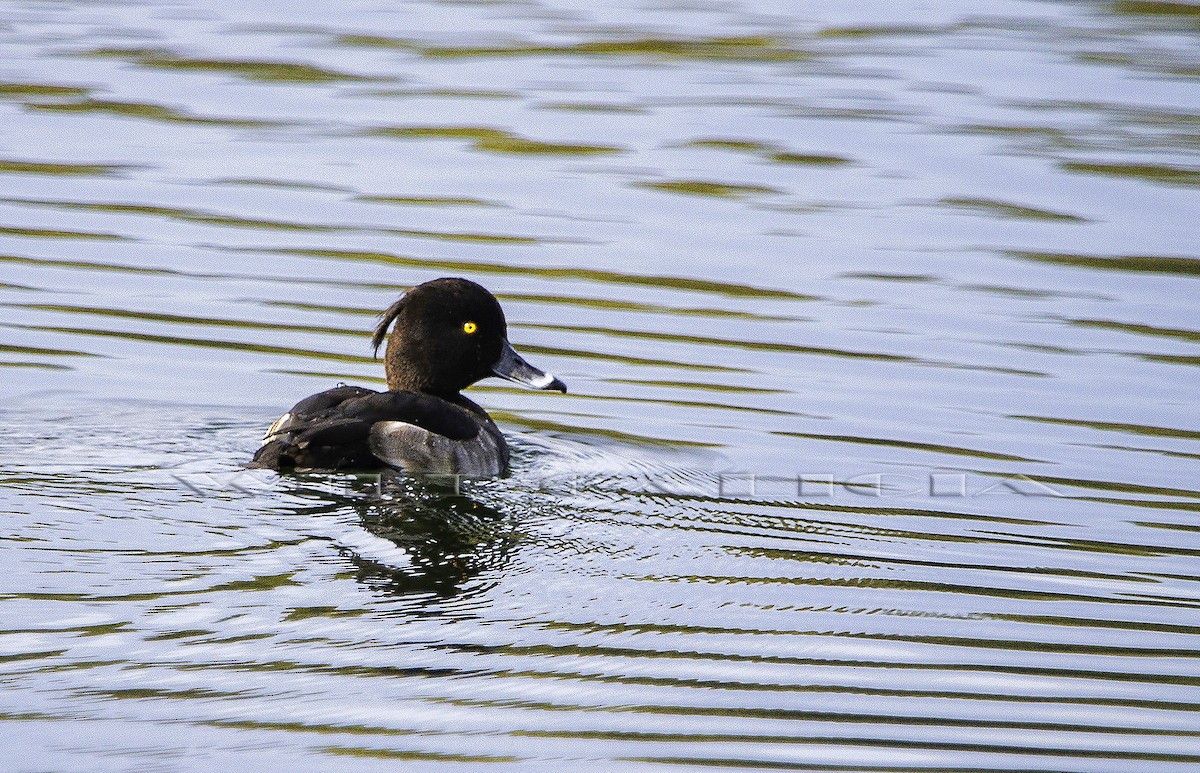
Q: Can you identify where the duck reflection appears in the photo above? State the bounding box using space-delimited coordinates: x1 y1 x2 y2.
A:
279 473 520 599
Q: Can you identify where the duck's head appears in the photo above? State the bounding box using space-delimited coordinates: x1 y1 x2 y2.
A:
371 277 567 397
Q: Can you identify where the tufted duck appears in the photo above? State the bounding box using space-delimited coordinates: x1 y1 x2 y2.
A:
250 278 566 477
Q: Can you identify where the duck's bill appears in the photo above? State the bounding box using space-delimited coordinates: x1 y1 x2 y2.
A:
492 340 567 393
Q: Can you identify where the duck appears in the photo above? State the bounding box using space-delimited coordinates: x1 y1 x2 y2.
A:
250 277 566 477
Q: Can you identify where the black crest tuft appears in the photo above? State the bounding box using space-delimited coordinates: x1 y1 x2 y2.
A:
371 292 409 357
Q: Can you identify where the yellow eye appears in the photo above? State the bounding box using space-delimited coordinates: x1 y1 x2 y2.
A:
463 321 477 334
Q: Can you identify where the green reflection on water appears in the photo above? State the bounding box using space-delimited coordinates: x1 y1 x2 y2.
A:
578 390 795 417
1 196 542 238
356 195 499 208
956 123 1071 144
27 99 279 128
539 102 648 114
843 272 936 282
276 248 812 300
1070 318 1200 343
0 196 347 232
500 293 805 320
320 748 519 763
1013 414 1200 441
284 606 367 621
1008 251 1200 275
0 342 100 358
0 361 69 370
0 225 126 241
19 325 380 365
939 197 1089 222
816 24 948 37
775 430 1043 463
215 178 354 192
385 228 541 244
770 152 852 165
685 138 853 167
686 139 775 152
515 342 746 373
524 322 917 363
1060 161 1200 186
637 180 781 198
264 294 801 322
10 303 363 337
0 159 127 176
0 82 90 98
338 34 810 63
606 377 786 395
367 126 622 155
82 48 371 83
1113 1 1200 16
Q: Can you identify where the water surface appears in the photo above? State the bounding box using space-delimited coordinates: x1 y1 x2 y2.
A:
1 0 1199 770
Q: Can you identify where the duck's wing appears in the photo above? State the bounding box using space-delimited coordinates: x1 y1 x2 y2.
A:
352 392 508 478
251 385 380 471
368 417 506 478
249 387 483 472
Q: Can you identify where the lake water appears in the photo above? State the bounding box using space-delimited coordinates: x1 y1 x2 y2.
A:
2 0 1199 770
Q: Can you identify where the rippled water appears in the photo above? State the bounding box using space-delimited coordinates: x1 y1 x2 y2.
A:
2 0 1199 770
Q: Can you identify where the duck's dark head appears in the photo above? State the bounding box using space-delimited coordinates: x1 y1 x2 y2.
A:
371 277 566 397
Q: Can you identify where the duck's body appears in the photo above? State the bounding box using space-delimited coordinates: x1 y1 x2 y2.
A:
252 385 509 477
250 278 564 477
